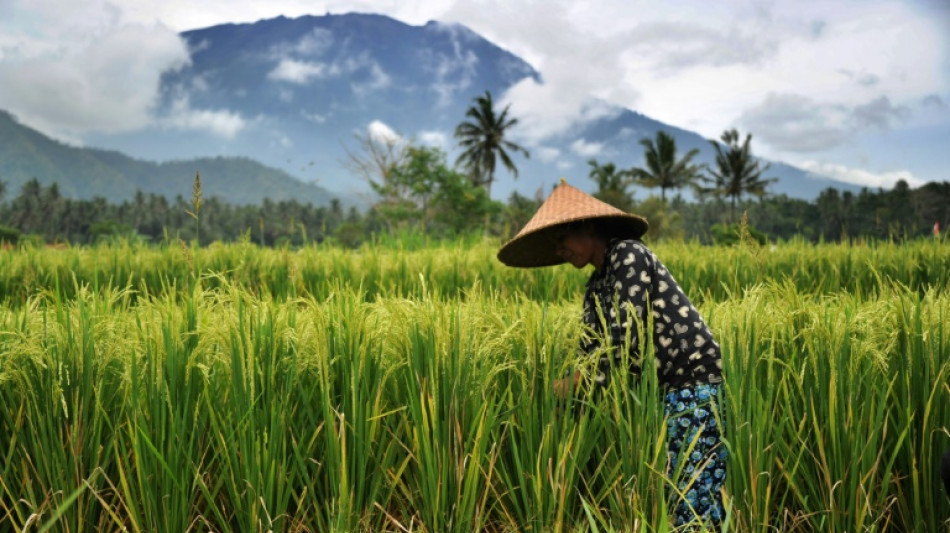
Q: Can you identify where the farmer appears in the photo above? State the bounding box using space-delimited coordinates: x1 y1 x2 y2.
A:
497 180 726 528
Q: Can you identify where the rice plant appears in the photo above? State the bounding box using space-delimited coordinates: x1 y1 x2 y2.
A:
0 239 948 531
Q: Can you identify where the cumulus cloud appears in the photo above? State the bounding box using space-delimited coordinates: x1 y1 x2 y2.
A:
799 160 925 189
418 130 448 148
268 58 330 84
161 97 247 138
367 120 402 144
740 93 914 153
570 138 603 157
0 6 189 137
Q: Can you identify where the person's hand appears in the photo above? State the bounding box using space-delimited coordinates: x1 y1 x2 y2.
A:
553 371 582 400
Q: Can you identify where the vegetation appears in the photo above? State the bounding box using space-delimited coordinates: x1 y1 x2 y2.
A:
454 90 531 197
1 175 947 247
700 129 778 222
629 131 703 203
0 238 948 532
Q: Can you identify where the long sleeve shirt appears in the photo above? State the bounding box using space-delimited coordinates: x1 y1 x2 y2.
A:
580 239 723 390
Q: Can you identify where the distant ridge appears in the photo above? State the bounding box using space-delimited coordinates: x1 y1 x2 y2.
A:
0 110 336 205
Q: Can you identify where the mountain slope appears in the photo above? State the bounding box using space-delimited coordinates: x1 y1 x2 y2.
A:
69 13 862 201
0 110 336 205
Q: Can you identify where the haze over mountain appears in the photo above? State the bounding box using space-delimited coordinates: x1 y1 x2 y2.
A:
9 12 867 205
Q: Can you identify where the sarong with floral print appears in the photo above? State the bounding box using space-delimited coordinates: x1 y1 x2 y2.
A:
665 383 726 528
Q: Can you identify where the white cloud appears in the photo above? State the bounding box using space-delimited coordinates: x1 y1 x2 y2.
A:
301 109 328 123
367 120 402 144
570 138 603 157
422 23 480 106
799 160 925 189
418 130 447 148
161 97 246 138
268 58 329 83
535 146 561 163
0 4 189 137
349 56 391 95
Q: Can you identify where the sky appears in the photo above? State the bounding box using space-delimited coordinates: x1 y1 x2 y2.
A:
1 0 948 190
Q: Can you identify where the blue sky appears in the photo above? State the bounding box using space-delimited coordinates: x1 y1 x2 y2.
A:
1 0 948 189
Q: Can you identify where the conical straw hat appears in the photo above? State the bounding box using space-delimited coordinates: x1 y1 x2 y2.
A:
497 181 648 268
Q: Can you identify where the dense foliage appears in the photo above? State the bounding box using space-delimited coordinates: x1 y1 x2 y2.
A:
0 175 948 247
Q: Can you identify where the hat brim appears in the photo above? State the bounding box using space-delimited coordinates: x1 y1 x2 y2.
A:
497 214 648 268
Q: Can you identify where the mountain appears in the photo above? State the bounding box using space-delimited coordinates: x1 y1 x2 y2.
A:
0 110 336 205
26 12 862 204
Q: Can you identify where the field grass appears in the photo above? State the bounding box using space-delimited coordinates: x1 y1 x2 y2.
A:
1 238 949 532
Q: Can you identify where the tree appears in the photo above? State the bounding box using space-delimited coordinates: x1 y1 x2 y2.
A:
343 130 409 201
629 131 702 203
374 145 495 235
454 90 530 197
702 129 777 222
587 159 635 212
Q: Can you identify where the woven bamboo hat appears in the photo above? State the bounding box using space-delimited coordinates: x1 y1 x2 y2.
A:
497 180 648 268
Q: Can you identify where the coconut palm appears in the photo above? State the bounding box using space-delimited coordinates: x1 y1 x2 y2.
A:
702 129 777 222
454 91 530 197
629 131 703 203
587 159 635 212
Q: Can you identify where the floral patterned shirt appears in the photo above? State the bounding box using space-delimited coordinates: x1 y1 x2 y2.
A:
580 239 723 390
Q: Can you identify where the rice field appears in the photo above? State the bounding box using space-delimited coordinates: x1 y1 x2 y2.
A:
1 237 949 532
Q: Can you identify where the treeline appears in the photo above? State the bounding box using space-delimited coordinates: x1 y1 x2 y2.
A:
0 173 946 248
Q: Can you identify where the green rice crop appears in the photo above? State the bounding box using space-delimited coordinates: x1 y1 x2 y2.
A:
1 239 949 531
0 237 947 307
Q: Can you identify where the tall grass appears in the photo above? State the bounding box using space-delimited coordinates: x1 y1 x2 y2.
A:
0 237 947 307
2 265 948 531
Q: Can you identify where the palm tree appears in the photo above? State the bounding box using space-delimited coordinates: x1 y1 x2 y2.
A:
629 131 703 203
702 129 777 222
587 159 635 212
454 91 530 197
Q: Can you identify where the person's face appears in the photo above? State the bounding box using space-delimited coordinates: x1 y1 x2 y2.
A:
554 228 599 269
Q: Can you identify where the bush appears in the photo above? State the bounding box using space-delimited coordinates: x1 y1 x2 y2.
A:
0 225 20 245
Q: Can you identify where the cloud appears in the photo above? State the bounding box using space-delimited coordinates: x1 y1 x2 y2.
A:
535 146 560 163
740 93 914 153
272 27 333 56
268 58 330 84
620 21 779 74
851 96 911 129
161 97 247 138
921 94 946 110
367 120 402 144
570 138 603 157
799 160 925 189
0 6 189 137
301 109 328 124
418 130 448 148
739 94 851 152
422 22 480 106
